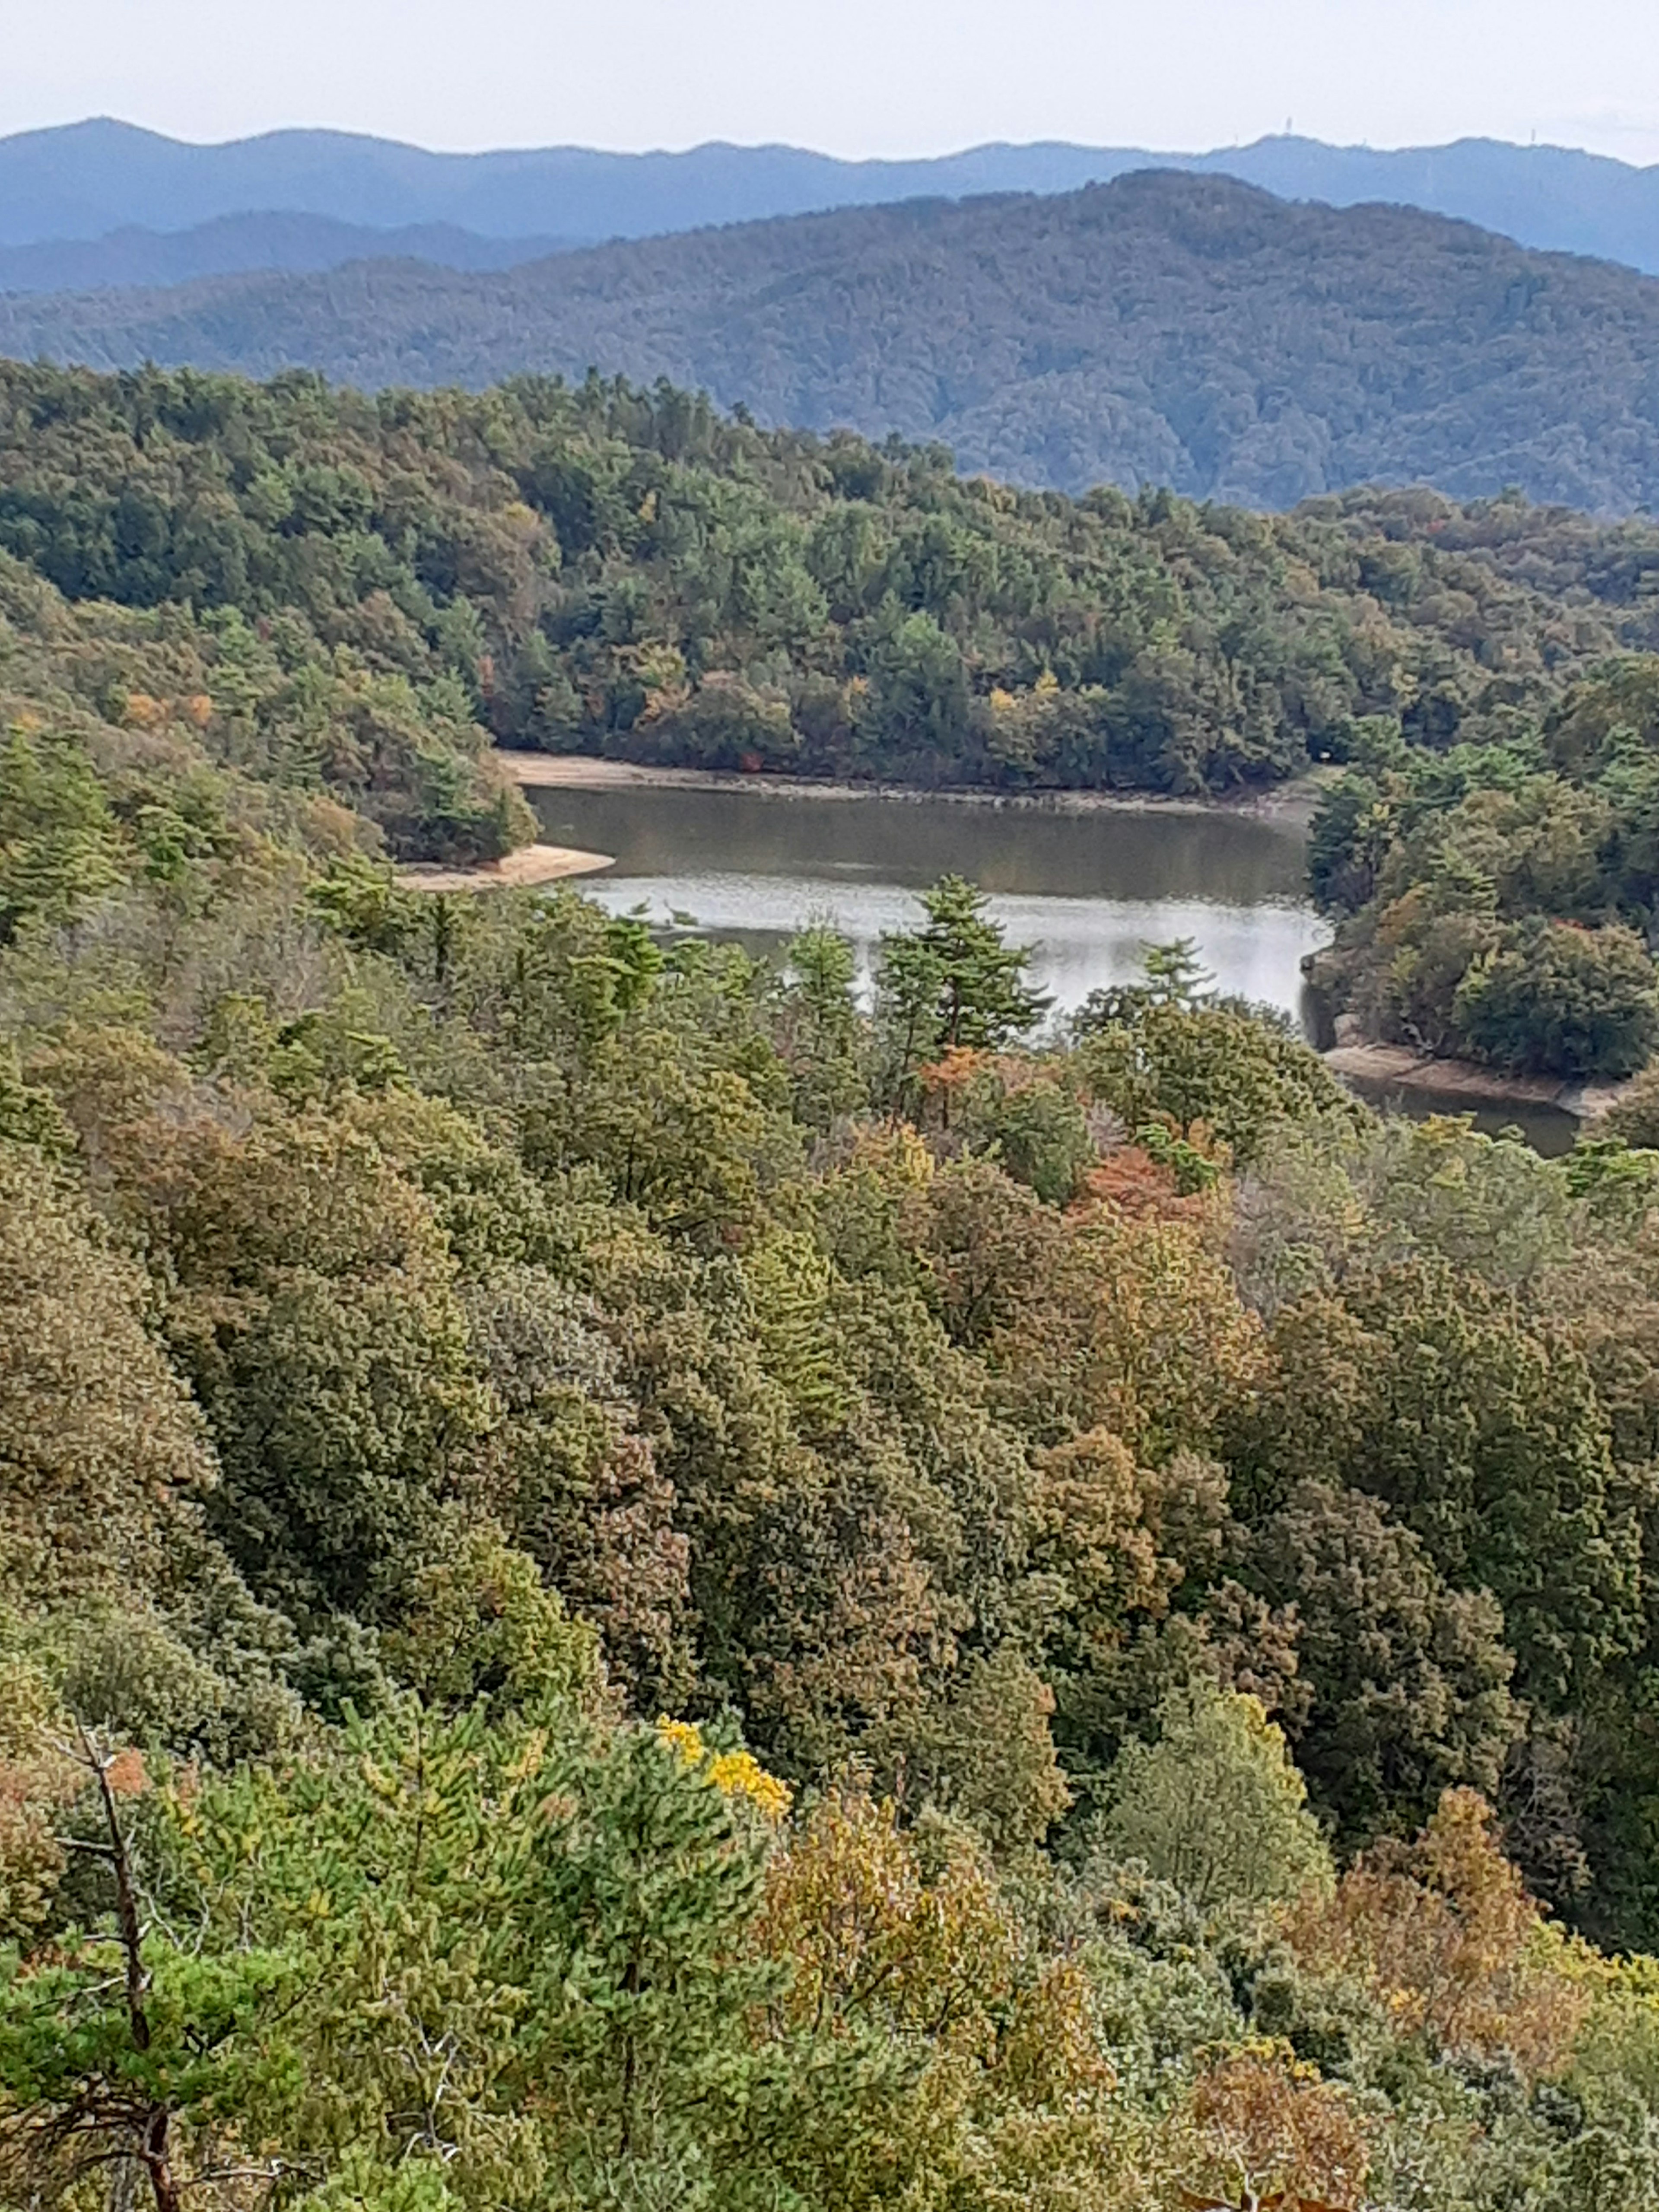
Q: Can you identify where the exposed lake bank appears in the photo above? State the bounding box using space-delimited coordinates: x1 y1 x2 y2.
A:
1324 1040 1626 1123
506 751 1335 828
397 841 614 893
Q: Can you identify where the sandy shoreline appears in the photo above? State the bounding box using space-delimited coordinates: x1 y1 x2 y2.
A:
397 842 614 893
505 751 1332 827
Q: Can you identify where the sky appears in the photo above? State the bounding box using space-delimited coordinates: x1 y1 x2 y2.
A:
3 0 1659 164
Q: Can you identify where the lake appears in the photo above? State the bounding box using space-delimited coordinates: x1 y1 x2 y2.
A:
527 780 1329 1027
526 776 1586 1153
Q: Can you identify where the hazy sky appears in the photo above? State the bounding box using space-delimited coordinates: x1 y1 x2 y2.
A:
5 0 1659 163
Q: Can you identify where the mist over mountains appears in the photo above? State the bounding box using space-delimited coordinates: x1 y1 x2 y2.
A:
8 116 1659 283
7 172 1659 515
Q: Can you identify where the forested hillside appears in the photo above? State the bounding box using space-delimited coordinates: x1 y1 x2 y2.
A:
12 175 1659 509
9 354 1659 811
0 212 573 293
16 358 1659 2206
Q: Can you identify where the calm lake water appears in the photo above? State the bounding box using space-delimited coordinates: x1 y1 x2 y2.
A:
528 782 1329 1026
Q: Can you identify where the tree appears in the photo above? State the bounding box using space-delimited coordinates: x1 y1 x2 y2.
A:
919 1052 1098 1203
774 924 864 1128
0 1145 214 1606
986 1194 1264 1457
1173 2046 1373 2212
1600 1064 1659 1150
1077 994 1363 1168
1288 1788 1588 2083
1141 936 1215 1007
0 724 121 942
1097 1679 1333 1916
132 1112 492 1621
755 1785 1120 2206
1239 1480 1519 1847
1229 1257 1640 1710
0 1702 798 2212
1452 918 1659 1079
378 1515 605 1719
907 1642 1072 1849
876 876 1049 1103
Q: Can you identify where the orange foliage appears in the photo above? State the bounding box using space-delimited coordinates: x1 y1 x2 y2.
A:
915 1046 992 1100
118 690 213 731
1288 1787 1588 2081
1177 2044 1371 2211
1083 1142 1196 1220
104 1748 148 1800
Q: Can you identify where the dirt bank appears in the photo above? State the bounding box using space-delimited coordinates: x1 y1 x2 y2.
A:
396 842 613 893
1323 1040 1627 1123
506 752 1332 826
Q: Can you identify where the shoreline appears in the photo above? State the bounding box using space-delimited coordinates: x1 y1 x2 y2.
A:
1322 1040 1627 1123
396 842 614 893
505 751 1332 828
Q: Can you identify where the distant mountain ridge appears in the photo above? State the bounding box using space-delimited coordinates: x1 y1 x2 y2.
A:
0 212 573 294
8 116 1659 279
9 172 1659 516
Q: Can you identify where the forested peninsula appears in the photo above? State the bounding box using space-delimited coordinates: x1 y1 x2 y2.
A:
14 359 1659 2208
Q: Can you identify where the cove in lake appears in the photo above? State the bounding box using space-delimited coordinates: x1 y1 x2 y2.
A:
526 778 1584 1155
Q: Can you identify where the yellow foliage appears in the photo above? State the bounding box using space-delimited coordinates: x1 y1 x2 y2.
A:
619 640 687 697
756 1788 1125 2207
848 1119 935 1190
655 1716 792 1824
756 1786 1015 2052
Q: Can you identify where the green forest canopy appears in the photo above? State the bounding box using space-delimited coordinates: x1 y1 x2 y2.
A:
14 356 1659 2205
8 354 1659 811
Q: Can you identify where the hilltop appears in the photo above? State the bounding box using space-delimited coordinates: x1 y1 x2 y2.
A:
10 173 1659 509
